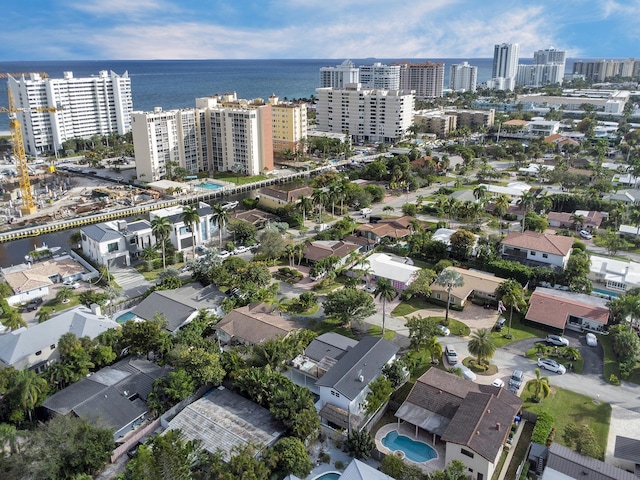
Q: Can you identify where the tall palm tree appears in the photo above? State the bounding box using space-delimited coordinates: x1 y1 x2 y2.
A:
467 328 497 365
494 194 510 233
312 187 329 221
425 335 443 365
570 213 586 232
10 369 48 422
528 368 551 402
298 195 313 224
473 185 488 202
211 204 230 248
151 215 172 270
495 279 526 338
374 278 397 335
180 205 201 259
435 269 464 325
518 191 537 232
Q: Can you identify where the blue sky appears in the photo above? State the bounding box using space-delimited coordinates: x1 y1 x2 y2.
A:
1 0 638 60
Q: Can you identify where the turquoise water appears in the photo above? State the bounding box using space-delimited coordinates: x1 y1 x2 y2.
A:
382 430 438 463
313 473 340 480
197 182 224 191
592 287 619 298
116 311 137 324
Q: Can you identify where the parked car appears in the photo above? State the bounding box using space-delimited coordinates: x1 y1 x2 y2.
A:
509 370 525 390
491 378 505 388
62 280 80 289
218 250 231 259
546 334 569 346
537 357 566 374
444 345 458 365
437 325 450 336
364 284 376 293
495 317 506 332
453 363 476 381
585 332 598 347
26 297 43 311
579 230 593 240
233 246 249 254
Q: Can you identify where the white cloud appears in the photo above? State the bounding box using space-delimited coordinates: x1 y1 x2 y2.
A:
66 0 170 16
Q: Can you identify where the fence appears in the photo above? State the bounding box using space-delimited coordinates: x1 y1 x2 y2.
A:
110 418 161 463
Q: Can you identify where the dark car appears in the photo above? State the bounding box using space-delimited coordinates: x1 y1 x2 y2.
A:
369 215 382 224
509 370 524 390
494 317 506 331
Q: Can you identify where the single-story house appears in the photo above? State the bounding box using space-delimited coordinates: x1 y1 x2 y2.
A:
429 267 505 309
356 216 422 243
344 234 377 252
501 231 574 270
525 287 610 333
547 210 605 231
316 336 398 431
603 189 640 205
544 133 580 149
620 224 640 237
613 435 640 474
364 252 420 291
214 302 300 346
477 182 531 200
0 305 118 371
257 185 313 209
43 357 170 441
231 209 279 228
518 163 555 176
432 228 480 257
165 386 284 461
130 283 223 333
613 173 640 188
1 256 86 306
303 240 360 265
589 255 640 294
395 368 522 480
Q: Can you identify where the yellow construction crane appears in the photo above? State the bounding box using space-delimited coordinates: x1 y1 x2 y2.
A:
1 86 57 215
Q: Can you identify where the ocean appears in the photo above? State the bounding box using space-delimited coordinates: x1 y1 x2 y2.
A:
0 57 560 132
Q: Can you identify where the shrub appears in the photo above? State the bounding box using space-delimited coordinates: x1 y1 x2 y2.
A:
531 411 554 444
609 374 621 386
335 460 345 470
319 452 330 464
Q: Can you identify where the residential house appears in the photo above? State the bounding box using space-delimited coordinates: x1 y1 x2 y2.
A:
356 216 422 244
149 202 214 254
315 336 398 431
432 228 480 257
257 185 313 210
395 368 522 480
613 173 640 188
613 435 640 474
429 267 505 309
478 182 531 200
1 256 86 306
364 252 420 291
527 442 637 480
303 240 360 265
165 386 284 461
214 302 300 346
589 255 640 295
518 163 555 177
0 305 118 371
81 219 154 267
500 231 573 269
547 210 605 231
525 287 609 333
231 209 279 228
603 189 640 205
620 224 640 237
544 133 580 150
43 357 170 441
129 283 223 333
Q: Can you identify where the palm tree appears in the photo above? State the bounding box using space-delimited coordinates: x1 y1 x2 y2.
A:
0 423 19 454
494 194 510 232
180 205 201 260
211 204 230 248
55 287 73 304
425 336 443 365
495 279 526 338
374 278 397 335
0 310 26 331
435 269 464 325
383 205 395 213
312 187 329 221
10 369 48 422
467 328 497 366
151 215 172 270
518 191 537 232
528 368 551 402
36 310 51 323
473 185 488 202
298 195 313 224
570 213 586 232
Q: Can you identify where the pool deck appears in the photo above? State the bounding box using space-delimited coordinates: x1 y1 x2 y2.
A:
375 423 446 475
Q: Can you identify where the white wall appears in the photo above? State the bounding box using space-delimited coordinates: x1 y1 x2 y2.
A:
445 442 497 480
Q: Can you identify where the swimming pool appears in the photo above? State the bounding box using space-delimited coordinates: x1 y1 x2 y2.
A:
196 182 224 190
312 473 340 480
382 430 438 463
592 287 619 298
115 311 137 324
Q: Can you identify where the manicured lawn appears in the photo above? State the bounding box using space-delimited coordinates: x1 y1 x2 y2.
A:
39 295 82 319
522 386 611 454
134 262 186 281
600 334 640 385
391 296 441 317
368 325 397 341
287 303 319 316
525 344 584 374
489 313 545 348
211 172 267 185
308 317 356 339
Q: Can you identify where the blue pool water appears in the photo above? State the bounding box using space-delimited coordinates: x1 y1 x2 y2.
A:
592 287 619 298
196 182 224 190
115 311 137 324
382 430 438 463
312 473 340 480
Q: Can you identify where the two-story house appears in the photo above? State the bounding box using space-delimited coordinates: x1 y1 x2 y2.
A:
501 231 573 270
80 220 154 267
148 202 214 253
257 185 313 210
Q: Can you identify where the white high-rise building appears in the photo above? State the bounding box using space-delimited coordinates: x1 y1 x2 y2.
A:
319 60 360 88
133 94 274 182
359 63 401 90
449 62 478 92
517 47 567 87
490 43 520 91
315 84 414 144
397 62 445 99
8 71 132 156
533 47 566 66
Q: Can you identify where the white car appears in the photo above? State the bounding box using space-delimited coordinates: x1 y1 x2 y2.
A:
585 333 598 347
437 325 451 336
62 280 80 289
491 378 505 388
546 334 569 346
233 246 249 254
537 357 566 374
218 250 231 259
579 230 593 240
364 284 376 293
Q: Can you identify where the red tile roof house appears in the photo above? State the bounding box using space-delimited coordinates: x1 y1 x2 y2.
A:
525 287 610 334
500 231 574 270
303 240 361 265
392 368 522 480
356 216 423 244
547 210 604 232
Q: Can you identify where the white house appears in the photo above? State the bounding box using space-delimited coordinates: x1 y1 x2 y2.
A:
0 305 119 371
365 252 421 291
81 219 154 267
149 202 214 254
589 255 640 294
501 231 574 269
478 182 531 200
315 336 398 431
432 228 480 256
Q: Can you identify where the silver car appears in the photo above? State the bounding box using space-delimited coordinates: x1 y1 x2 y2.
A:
545 335 569 346
537 357 566 374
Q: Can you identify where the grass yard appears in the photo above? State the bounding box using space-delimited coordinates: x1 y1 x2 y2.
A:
600 334 640 385
489 313 545 348
308 317 356 339
211 172 267 185
522 386 611 454
368 325 397 341
39 295 82 319
391 296 441 317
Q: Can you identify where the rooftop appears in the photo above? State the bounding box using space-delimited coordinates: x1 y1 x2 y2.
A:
502 231 574 256
526 287 610 329
215 302 300 345
365 252 420 284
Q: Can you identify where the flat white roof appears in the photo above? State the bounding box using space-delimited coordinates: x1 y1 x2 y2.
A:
367 253 420 284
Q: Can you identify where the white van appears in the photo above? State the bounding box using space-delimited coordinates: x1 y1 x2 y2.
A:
360 208 372 216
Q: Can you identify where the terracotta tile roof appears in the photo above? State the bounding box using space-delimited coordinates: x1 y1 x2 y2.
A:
258 186 313 203
303 241 360 262
502 231 573 256
215 302 300 345
430 267 505 301
503 119 529 127
232 209 279 226
3 258 84 294
525 287 610 329
357 223 411 239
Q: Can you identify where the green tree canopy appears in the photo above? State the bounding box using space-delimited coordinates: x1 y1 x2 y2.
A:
323 288 376 327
